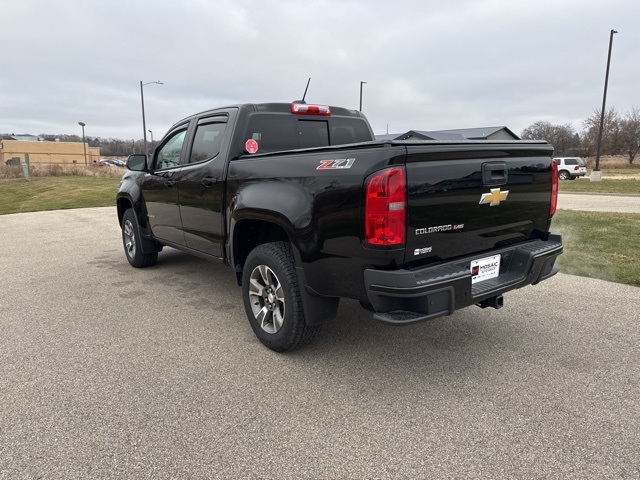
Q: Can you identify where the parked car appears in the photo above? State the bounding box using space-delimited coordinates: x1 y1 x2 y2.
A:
553 157 587 180
102 159 127 167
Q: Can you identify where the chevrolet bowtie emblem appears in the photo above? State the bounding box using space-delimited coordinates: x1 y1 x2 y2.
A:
479 188 509 206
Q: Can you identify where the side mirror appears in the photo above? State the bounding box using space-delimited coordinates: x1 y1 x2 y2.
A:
126 154 147 172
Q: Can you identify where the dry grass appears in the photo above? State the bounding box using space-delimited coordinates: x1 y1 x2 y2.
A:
0 163 124 179
581 155 640 170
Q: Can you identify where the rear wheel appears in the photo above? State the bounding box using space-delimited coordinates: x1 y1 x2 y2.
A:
558 170 570 181
122 208 158 268
242 242 320 352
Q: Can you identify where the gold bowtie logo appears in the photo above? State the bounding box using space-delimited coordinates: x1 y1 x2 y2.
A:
479 188 509 206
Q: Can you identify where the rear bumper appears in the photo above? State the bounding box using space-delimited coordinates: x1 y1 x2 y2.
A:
364 234 563 325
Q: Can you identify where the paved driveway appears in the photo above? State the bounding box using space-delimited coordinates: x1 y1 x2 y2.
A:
1 208 639 479
558 192 640 213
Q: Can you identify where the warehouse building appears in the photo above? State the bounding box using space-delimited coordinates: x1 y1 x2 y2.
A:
1 138 100 165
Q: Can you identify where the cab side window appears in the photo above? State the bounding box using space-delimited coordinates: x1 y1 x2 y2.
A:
154 129 187 170
190 122 226 163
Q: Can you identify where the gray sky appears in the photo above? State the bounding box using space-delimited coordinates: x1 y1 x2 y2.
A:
1 0 638 140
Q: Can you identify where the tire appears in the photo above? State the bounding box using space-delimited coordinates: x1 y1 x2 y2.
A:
558 170 570 181
122 208 158 268
242 242 320 352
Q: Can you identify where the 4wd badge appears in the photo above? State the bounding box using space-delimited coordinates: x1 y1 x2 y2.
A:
479 188 509 207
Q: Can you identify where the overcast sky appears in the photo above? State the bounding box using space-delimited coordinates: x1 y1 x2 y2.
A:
1 0 638 141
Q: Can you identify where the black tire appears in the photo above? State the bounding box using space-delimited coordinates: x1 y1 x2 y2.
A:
558 170 570 181
242 241 320 352
121 208 158 268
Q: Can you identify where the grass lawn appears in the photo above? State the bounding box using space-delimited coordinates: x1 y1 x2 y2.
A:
559 177 640 194
0 176 121 215
551 210 640 287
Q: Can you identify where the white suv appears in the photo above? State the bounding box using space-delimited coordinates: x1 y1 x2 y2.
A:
553 157 587 180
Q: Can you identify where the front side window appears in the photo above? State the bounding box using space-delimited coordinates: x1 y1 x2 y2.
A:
155 129 187 170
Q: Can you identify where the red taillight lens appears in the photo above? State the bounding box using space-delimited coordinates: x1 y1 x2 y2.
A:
365 167 406 246
550 160 558 216
574 166 579 171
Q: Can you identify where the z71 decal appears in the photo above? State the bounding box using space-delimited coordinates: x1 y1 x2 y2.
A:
317 158 356 170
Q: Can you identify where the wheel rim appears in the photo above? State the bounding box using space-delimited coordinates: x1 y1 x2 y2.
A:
123 219 136 258
248 265 285 334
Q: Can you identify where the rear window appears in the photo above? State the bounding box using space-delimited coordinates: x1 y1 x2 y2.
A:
244 114 372 153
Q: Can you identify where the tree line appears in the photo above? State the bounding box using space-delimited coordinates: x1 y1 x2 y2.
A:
520 107 640 164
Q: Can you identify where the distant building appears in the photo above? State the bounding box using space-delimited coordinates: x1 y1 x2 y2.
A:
0 139 100 165
376 126 520 142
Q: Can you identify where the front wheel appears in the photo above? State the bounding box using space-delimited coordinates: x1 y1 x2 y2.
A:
242 242 320 352
122 208 158 268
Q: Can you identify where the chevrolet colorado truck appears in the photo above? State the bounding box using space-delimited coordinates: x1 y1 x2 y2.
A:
117 102 562 351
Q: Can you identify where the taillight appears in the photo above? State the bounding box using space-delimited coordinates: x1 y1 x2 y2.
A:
365 167 406 246
574 166 579 171
550 160 558 216
290 104 331 116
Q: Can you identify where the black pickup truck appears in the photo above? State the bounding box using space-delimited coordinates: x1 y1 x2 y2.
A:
117 102 562 351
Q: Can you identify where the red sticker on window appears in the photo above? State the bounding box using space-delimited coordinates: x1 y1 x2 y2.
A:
245 139 258 154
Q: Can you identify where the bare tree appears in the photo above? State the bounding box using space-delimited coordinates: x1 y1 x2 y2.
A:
619 107 640 165
582 107 623 156
521 121 579 156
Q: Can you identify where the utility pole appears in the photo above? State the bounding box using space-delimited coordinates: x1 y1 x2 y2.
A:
140 80 163 159
78 122 87 165
592 29 618 182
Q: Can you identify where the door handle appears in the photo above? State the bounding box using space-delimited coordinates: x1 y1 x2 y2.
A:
201 176 217 187
164 180 176 187
482 162 508 186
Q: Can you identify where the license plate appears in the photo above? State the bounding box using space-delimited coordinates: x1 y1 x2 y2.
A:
471 254 501 284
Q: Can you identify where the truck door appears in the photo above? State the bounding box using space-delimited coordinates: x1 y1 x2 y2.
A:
177 115 230 258
142 125 188 246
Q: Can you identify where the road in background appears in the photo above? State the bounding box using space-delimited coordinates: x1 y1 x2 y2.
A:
558 192 640 213
1 208 639 479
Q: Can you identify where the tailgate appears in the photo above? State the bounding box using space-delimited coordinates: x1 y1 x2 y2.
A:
403 142 554 265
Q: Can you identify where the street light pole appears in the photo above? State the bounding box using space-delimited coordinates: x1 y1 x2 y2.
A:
592 29 618 181
359 81 367 111
78 122 87 165
140 80 163 159
148 129 153 148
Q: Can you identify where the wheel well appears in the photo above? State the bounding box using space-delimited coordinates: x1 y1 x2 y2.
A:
233 220 291 283
116 198 132 226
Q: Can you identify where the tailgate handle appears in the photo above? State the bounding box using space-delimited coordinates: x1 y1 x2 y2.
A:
482 162 508 186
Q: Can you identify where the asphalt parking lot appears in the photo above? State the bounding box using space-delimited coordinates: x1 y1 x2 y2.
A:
1 207 639 479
